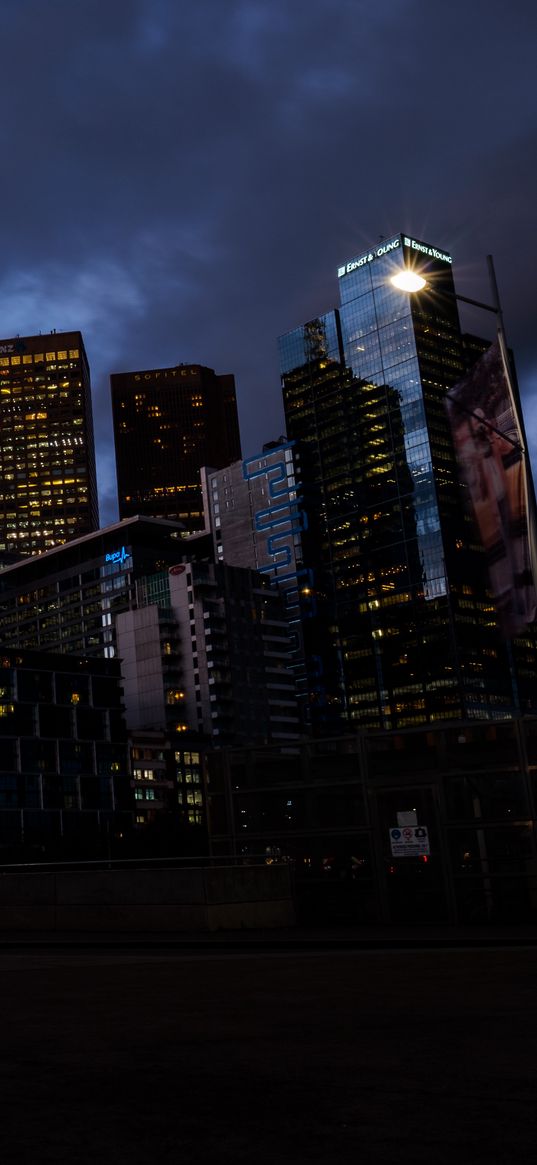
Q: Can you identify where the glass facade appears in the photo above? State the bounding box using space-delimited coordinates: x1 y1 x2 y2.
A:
279 234 536 730
0 332 98 556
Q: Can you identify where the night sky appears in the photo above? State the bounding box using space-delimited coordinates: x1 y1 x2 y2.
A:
1 0 536 524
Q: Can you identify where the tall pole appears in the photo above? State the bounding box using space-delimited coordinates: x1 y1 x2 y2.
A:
486 254 507 347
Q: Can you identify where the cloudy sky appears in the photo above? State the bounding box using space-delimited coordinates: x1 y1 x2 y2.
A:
1 0 536 523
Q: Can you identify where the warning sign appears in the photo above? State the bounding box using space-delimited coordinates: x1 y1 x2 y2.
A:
389 826 430 857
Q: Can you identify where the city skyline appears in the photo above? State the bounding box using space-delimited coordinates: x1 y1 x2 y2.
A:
0 1 535 523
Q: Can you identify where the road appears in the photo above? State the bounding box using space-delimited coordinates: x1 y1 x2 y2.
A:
1 945 536 1164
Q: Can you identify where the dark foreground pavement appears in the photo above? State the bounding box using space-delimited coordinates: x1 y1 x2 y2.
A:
1 942 536 1164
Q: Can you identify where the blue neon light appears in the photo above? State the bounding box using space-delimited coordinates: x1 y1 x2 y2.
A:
105 545 131 565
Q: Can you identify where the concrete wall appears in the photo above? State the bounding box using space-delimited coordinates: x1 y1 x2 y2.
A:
0 864 295 932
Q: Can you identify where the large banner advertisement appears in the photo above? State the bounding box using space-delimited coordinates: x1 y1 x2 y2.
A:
446 338 537 636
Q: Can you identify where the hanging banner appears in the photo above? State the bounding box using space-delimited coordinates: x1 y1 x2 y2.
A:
446 338 537 636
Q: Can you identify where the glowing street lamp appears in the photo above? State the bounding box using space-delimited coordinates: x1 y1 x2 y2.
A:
390 257 504 330
390 270 426 293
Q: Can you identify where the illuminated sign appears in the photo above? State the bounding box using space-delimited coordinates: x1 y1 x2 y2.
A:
338 235 452 278
105 546 131 565
338 236 400 277
133 367 199 381
403 236 452 264
169 564 186 576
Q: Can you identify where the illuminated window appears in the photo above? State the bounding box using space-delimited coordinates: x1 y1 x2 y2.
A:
166 689 185 704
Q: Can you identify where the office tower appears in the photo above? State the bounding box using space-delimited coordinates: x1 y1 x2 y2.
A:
201 439 301 574
0 513 299 745
111 363 242 534
116 560 300 744
0 332 99 555
200 439 308 706
0 516 187 658
279 233 537 731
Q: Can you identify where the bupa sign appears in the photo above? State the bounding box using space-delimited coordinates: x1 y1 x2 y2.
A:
105 545 131 566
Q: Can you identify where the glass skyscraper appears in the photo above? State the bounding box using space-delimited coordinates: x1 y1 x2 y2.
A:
279 233 537 731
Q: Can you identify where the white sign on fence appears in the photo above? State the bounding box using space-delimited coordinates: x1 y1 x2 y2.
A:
389 826 430 858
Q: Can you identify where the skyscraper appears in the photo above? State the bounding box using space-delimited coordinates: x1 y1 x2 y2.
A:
111 363 242 534
279 233 537 730
0 331 98 556
200 440 308 714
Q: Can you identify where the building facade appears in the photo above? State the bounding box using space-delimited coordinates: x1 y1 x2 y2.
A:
129 729 206 832
116 560 300 745
0 646 131 860
207 717 537 925
111 363 242 534
278 233 537 731
201 439 308 706
0 331 98 556
0 516 187 659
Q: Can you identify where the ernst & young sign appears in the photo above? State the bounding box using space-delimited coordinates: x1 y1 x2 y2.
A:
338 234 452 278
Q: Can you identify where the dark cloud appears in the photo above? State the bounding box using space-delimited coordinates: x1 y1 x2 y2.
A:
0 0 536 522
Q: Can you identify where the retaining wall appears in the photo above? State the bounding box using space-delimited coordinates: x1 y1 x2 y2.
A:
0 864 295 931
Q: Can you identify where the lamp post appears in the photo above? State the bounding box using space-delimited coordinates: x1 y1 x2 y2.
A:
391 253 507 348
390 257 523 455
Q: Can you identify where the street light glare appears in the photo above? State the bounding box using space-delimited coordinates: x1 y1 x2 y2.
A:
391 270 427 293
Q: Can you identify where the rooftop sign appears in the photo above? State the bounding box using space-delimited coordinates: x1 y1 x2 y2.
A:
338 234 452 278
105 546 131 566
403 236 452 264
338 236 400 278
